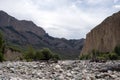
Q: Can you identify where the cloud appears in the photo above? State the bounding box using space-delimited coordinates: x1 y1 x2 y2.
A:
113 0 120 9
0 0 120 39
114 5 120 9
114 0 119 3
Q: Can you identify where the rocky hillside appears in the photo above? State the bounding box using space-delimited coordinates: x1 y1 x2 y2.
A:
81 11 120 55
0 10 84 59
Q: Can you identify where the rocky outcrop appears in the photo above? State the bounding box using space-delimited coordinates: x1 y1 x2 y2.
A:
0 10 84 59
81 11 120 55
4 49 22 61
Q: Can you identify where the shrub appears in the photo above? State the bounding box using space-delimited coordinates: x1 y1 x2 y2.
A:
0 32 5 62
0 32 5 53
23 47 60 61
52 54 60 60
79 54 90 60
91 49 100 59
0 52 4 62
34 50 44 61
108 52 118 60
80 49 120 60
97 56 106 60
100 53 109 60
114 45 120 56
24 46 35 61
35 48 60 61
40 48 53 60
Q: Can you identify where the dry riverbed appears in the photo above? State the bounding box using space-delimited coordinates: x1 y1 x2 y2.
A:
0 60 120 80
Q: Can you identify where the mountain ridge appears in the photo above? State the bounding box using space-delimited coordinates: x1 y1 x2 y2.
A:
0 10 84 59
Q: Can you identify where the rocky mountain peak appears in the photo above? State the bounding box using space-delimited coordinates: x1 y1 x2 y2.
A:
0 10 46 36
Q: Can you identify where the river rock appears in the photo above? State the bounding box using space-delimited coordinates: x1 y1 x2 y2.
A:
0 60 120 80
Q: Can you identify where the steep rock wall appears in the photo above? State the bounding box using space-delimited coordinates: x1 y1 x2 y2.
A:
81 11 120 55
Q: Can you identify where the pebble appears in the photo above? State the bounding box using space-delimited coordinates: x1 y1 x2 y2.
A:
55 64 61 69
66 73 72 77
0 60 119 80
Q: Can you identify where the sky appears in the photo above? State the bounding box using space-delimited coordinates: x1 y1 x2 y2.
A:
0 0 120 39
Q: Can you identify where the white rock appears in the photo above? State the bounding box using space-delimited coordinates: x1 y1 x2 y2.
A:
10 77 22 80
33 65 38 68
108 70 112 74
10 68 15 72
0 61 120 80
59 75 64 79
66 73 72 77
111 75 118 78
0 70 3 74
82 69 87 74
55 64 61 69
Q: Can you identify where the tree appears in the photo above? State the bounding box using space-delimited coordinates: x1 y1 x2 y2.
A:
52 54 60 60
40 48 53 60
24 46 35 61
108 52 118 60
0 32 5 62
114 45 120 56
0 52 4 62
0 32 5 53
34 50 44 61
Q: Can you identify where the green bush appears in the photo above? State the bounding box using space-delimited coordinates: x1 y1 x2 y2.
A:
0 52 4 62
79 54 90 60
23 47 60 61
97 56 106 60
114 45 120 56
34 50 44 61
0 32 5 62
0 32 5 53
40 48 53 60
24 46 35 61
36 48 60 60
80 49 120 60
52 54 60 60
108 52 118 60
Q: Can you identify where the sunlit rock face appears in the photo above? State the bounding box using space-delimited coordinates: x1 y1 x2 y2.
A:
81 11 120 55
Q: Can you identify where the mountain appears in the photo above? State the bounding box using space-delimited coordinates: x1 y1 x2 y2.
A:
81 11 120 55
0 10 84 59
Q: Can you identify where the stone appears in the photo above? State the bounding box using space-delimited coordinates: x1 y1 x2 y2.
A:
100 64 120 72
10 77 22 80
58 75 64 79
55 64 61 69
111 75 118 79
82 69 87 74
66 73 72 77
0 61 119 80
10 68 15 73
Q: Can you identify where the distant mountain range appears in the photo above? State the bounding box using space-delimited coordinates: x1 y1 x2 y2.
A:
0 10 84 59
81 11 120 55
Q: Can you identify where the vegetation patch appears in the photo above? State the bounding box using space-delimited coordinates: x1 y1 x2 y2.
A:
23 47 60 61
0 32 5 62
80 46 120 60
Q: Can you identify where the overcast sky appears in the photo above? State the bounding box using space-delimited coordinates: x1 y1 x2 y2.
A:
0 0 120 39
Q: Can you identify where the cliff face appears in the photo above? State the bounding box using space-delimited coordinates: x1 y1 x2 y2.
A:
0 10 84 59
81 11 120 55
